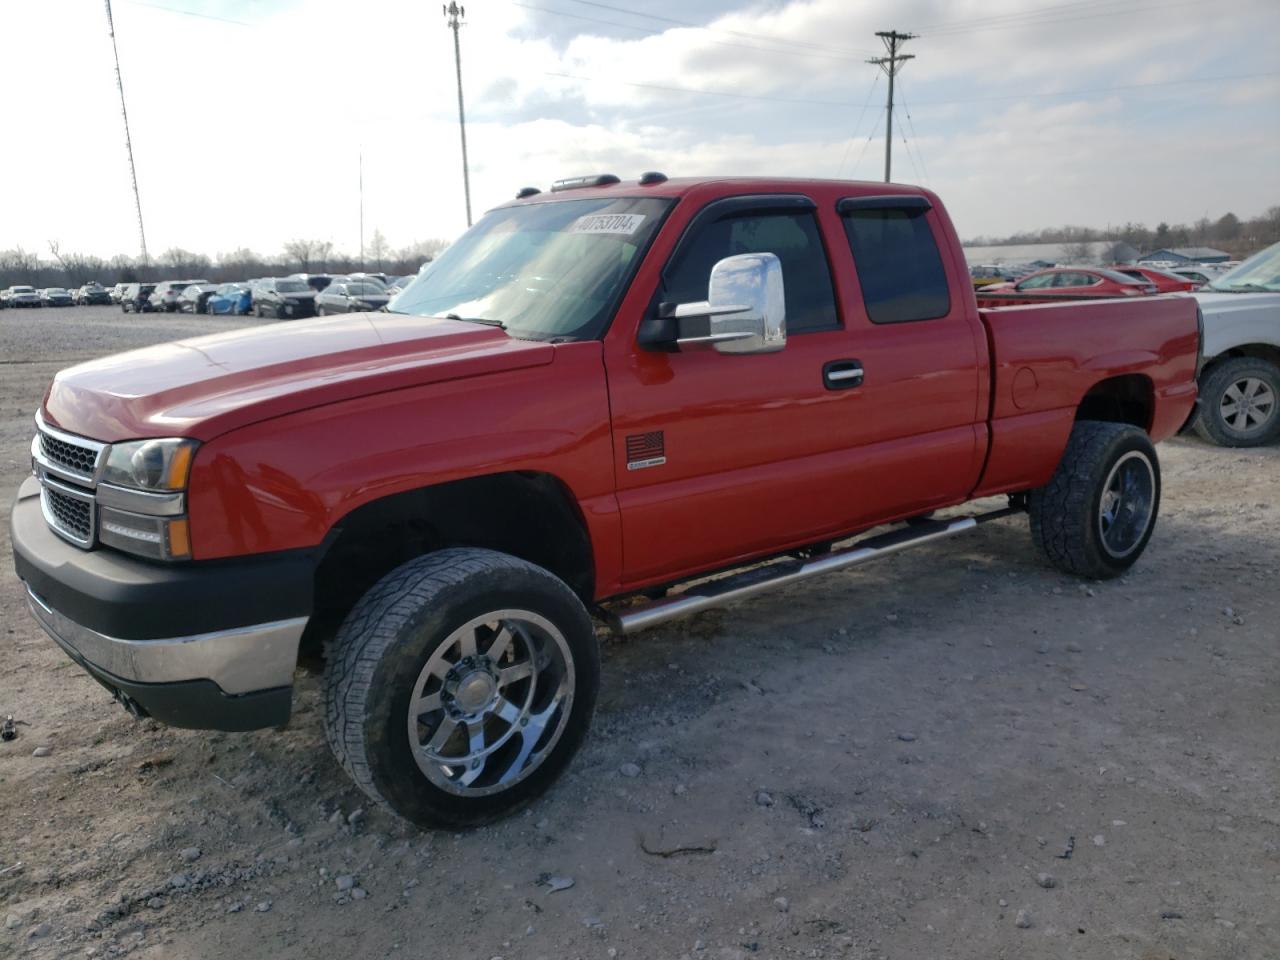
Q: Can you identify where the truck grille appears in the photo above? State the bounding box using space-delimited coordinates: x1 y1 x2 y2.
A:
32 416 107 548
38 431 101 480
43 485 94 543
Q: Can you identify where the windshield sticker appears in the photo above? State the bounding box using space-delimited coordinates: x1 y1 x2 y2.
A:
567 214 647 236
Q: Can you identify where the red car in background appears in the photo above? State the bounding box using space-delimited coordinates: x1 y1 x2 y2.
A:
976 267 1155 307
1113 265 1201 292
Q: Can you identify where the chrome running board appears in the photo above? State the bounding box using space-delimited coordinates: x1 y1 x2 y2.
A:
604 506 1023 635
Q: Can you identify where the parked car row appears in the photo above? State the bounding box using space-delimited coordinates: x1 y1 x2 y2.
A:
2 274 414 316
99 271 414 319
0 282 120 307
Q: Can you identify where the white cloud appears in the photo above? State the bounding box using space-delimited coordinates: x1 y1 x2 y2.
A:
0 0 1276 261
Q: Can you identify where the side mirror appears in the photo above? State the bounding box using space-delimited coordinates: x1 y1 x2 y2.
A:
648 253 787 355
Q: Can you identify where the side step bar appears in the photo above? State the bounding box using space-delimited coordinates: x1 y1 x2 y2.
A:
604 505 1024 635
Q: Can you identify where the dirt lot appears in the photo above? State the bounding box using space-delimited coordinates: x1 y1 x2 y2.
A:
1 305 1277 960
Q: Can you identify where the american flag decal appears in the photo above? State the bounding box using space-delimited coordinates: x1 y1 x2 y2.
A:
625 431 666 470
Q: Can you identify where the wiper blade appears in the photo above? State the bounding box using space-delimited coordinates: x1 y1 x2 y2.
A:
443 312 506 329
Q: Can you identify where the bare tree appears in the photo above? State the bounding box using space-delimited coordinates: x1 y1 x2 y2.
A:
283 239 315 272
1063 240 1095 264
159 248 211 277
313 240 333 272
368 229 389 270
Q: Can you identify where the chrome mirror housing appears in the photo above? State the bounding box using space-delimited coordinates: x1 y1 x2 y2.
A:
664 252 787 355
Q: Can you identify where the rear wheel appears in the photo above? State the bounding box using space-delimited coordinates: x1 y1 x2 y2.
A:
1193 357 1280 447
1029 421 1160 579
325 548 599 829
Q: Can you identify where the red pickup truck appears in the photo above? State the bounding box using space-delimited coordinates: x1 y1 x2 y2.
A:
12 175 1200 828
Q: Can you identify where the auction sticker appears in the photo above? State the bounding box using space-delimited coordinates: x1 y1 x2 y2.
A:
567 214 647 236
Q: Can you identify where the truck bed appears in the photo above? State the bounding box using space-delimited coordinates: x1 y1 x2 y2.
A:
972 295 1200 497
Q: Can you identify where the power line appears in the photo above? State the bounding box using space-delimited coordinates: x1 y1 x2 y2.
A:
897 79 930 189
557 0 875 57
121 0 251 26
543 70 850 106
916 0 1144 32
908 71 1279 106
836 72 880 177
850 107 883 179
507 0 873 63
543 68 1278 110
868 30 916 182
103 0 148 263
921 0 1222 36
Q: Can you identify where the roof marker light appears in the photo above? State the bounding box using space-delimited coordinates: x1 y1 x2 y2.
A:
550 174 620 192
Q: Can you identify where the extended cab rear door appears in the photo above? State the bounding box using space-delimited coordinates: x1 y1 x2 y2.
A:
602 189 986 590
829 194 989 508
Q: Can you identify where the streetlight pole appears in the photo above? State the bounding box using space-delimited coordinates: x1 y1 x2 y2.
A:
103 0 148 263
444 2 473 226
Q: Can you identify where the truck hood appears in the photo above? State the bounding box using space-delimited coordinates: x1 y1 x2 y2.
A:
43 313 554 442
1194 290 1280 359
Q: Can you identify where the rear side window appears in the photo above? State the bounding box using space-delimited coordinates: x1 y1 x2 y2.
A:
841 206 950 324
663 211 839 334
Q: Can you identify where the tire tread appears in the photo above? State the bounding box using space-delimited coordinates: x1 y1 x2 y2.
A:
324 548 582 815
1028 420 1158 579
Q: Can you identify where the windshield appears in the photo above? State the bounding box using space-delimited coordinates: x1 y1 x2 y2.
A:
46 288 67 295
1208 242 1280 292
276 280 309 292
348 282 384 295
388 196 673 340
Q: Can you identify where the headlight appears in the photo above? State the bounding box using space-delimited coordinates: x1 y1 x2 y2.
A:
101 438 197 492
97 438 198 561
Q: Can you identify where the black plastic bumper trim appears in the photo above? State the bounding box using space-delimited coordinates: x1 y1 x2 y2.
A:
11 481 315 641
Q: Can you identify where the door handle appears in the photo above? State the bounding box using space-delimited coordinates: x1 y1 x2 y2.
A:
823 359 864 390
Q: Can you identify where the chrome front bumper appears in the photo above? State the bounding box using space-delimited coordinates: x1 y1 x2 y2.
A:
26 586 306 696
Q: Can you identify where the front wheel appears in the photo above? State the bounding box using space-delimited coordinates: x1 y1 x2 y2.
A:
1193 357 1280 447
1028 421 1160 579
325 548 599 830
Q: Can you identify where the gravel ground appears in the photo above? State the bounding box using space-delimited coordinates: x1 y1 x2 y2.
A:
1 306 1277 960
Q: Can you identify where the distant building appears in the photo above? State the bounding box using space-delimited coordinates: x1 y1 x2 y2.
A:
962 240 1139 267
1137 246 1231 265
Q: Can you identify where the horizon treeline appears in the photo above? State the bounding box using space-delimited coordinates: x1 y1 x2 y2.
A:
0 234 450 289
964 206 1280 258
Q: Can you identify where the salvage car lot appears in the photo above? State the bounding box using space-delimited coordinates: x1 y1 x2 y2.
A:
1 306 1278 959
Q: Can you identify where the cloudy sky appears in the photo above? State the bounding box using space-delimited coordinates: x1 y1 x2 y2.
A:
2 0 1277 261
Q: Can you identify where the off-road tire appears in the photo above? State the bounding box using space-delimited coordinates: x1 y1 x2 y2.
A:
1028 421 1160 579
325 547 599 829
1193 357 1280 447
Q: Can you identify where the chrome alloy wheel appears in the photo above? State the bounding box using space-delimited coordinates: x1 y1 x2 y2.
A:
1220 377 1276 433
407 610 575 796
1097 450 1156 559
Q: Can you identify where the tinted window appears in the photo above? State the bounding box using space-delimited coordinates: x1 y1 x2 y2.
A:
663 211 838 333
842 208 950 324
1017 273 1055 290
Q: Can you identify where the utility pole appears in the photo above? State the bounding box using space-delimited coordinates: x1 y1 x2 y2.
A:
103 0 148 263
443 2 473 226
868 30 916 183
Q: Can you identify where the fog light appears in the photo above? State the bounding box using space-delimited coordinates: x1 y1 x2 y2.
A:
99 507 191 560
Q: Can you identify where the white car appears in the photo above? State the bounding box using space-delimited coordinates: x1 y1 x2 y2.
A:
1192 241 1280 446
3 285 41 307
